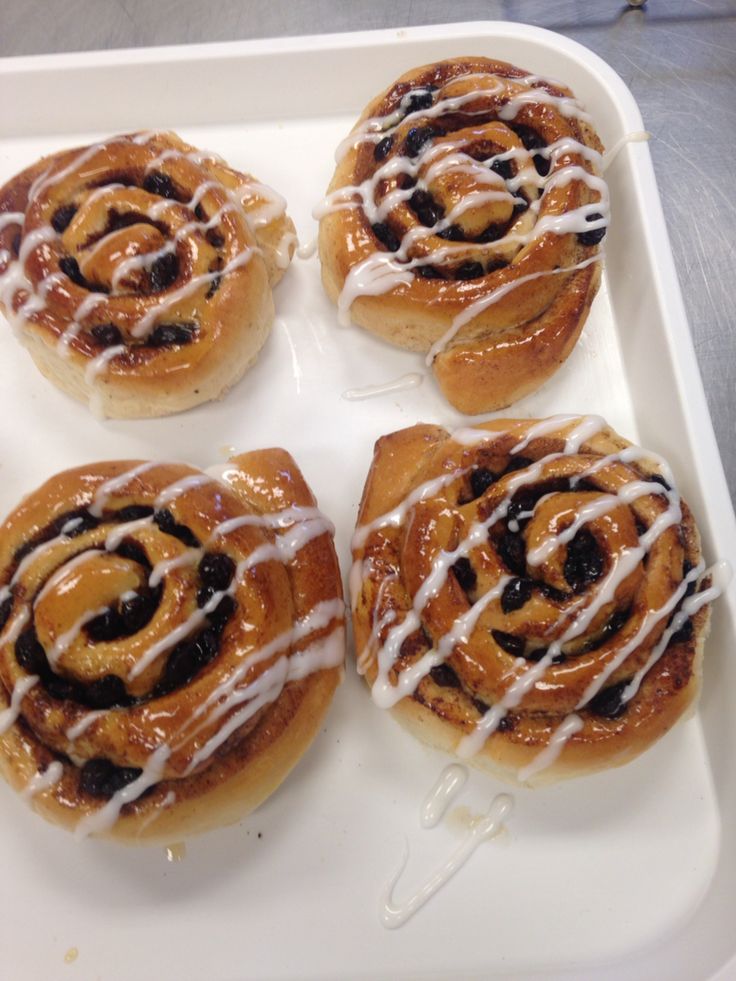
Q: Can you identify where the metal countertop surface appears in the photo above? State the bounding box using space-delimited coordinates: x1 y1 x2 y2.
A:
2 0 734 507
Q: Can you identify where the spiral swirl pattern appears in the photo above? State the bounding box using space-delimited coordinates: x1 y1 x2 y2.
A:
0 131 296 418
318 58 607 413
0 451 344 840
351 417 713 783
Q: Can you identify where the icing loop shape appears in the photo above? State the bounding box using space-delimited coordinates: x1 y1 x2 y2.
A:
0 131 296 418
351 417 724 784
0 451 345 841
317 58 607 413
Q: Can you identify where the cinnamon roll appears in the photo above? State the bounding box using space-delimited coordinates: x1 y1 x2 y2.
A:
318 58 606 413
351 417 723 784
0 131 296 418
0 451 344 841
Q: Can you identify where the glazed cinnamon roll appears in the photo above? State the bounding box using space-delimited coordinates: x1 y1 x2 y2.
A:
0 451 344 841
318 58 606 413
351 418 724 784
0 131 296 418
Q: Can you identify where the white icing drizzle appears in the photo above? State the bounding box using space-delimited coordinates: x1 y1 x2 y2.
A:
0 606 29 649
84 344 126 392
517 714 584 783
352 416 729 781
2 463 344 837
352 466 469 551
336 72 591 162
373 574 510 711
498 86 592 124
342 372 424 401
520 413 604 454
21 761 64 800
239 180 287 228
426 252 602 364
74 744 171 839
526 475 672 567
131 130 167 145
336 257 412 327
121 501 335 683
0 212 25 232
57 293 108 358
19 226 58 261
131 247 254 340
321 70 608 341
209 505 329 540
109 200 239 291
576 550 692 708
136 790 176 834
296 238 317 260
65 710 105 741
623 560 731 702
28 136 151 204
0 675 39 735
184 622 344 775
45 605 109 670
184 597 346 739
457 537 681 760
356 571 398 674
0 228 59 338
601 131 650 172
89 462 159 517
60 516 84 536
154 473 214 508
356 605 395 676
3 535 98 614
0 134 293 402
334 80 502 160
148 550 201 589
420 764 468 828
104 515 154 552
231 177 294 269
126 604 206 682
147 146 221 170
519 560 732 778
380 792 513 928
274 231 297 270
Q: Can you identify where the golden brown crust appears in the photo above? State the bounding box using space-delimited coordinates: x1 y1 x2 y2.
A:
318 57 605 413
432 262 601 413
351 418 710 784
0 132 296 418
0 451 344 842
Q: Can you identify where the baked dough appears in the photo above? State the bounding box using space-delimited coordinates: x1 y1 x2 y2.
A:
351 417 713 784
0 450 344 841
319 57 605 413
0 131 296 418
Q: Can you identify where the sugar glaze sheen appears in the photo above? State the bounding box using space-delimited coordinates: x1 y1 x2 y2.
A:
0 130 297 419
351 415 730 787
318 57 610 414
0 451 346 842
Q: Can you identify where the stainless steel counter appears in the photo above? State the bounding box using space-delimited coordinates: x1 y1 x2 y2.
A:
2 0 734 505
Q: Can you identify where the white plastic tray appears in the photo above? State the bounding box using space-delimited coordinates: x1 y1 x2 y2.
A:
1 22 735 981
